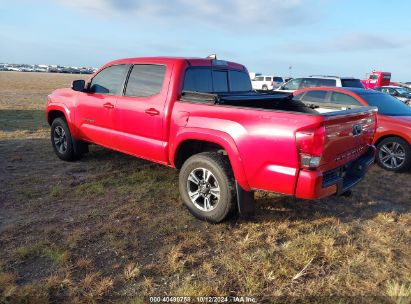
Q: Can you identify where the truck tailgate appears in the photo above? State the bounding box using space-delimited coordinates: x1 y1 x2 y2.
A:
320 107 377 170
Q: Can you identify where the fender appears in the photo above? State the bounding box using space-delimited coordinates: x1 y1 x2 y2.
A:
46 103 79 139
170 127 251 191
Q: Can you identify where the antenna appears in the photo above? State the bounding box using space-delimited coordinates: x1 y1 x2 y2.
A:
206 54 217 60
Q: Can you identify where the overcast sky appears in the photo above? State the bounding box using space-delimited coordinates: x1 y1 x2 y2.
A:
1 0 410 80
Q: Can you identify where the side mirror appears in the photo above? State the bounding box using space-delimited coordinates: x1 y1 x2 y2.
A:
72 80 85 92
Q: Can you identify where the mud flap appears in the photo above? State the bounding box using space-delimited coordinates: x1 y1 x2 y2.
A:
72 139 89 156
236 181 255 215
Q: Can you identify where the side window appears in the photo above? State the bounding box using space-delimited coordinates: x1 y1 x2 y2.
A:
229 70 252 92
317 79 337 87
293 92 304 100
300 78 319 89
331 92 361 105
89 65 129 95
265 77 272 81
254 76 264 81
212 70 229 92
282 78 302 90
273 77 283 82
302 90 328 103
125 64 166 97
183 68 212 93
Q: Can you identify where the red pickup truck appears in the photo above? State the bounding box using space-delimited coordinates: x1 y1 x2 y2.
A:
46 57 377 222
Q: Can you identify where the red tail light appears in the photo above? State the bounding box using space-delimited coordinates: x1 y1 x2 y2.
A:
296 126 326 168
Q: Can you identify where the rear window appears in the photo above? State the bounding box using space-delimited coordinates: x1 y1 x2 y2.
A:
360 92 411 116
229 70 252 92
183 68 251 93
212 70 228 92
125 64 165 97
183 69 212 92
341 79 364 88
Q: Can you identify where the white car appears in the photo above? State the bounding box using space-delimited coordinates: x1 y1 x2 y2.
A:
251 76 285 90
275 76 364 93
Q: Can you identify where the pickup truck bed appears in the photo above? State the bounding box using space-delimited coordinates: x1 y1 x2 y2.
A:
46 56 377 222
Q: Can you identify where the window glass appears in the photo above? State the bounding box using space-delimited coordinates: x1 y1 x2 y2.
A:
183 68 212 92
229 70 252 92
300 78 320 88
89 65 129 95
212 70 229 92
265 77 272 81
254 76 264 81
360 92 411 116
303 90 327 103
293 92 304 100
341 79 364 88
125 64 165 97
273 77 283 82
317 79 337 87
331 92 361 105
282 78 302 90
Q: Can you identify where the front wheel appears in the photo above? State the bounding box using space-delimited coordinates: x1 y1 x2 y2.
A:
376 137 411 172
179 152 236 223
51 118 76 161
262 85 268 91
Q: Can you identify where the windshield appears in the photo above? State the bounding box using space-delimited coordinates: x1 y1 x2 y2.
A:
396 87 410 94
360 92 411 116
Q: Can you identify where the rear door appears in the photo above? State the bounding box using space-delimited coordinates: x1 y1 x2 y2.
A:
113 63 171 162
76 64 129 147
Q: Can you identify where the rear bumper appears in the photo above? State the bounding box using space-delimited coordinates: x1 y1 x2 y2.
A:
294 146 375 199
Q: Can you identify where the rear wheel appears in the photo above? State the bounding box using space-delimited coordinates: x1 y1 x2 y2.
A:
376 137 411 172
179 152 236 223
262 85 268 91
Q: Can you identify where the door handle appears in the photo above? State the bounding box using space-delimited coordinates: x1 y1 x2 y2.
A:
145 108 160 116
103 102 114 109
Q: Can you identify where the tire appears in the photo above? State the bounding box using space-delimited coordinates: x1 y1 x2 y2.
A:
179 152 237 223
51 117 76 161
262 85 268 91
376 137 411 172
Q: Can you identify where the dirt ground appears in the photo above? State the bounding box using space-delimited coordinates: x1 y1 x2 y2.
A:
0 71 410 303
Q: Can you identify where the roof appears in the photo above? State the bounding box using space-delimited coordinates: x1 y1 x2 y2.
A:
100 56 245 70
295 87 379 95
377 85 403 89
307 75 358 80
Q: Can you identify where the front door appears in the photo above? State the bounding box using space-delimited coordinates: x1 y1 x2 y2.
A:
76 64 130 148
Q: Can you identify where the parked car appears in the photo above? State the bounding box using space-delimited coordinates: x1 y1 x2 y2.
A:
276 76 364 93
294 87 411 172
374 86 411 105
46 57 376 222
251 75 275 90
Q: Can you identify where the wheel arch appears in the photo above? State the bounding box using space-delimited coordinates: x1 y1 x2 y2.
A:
171 131 250 191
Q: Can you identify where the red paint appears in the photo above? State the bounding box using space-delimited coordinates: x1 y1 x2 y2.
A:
46 57 377 199
362 71 391 89
294 87 411 147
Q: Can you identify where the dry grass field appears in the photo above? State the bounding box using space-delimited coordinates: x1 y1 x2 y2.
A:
0 71 410 303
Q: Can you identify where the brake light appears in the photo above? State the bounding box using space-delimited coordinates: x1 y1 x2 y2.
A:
296 126 326 169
